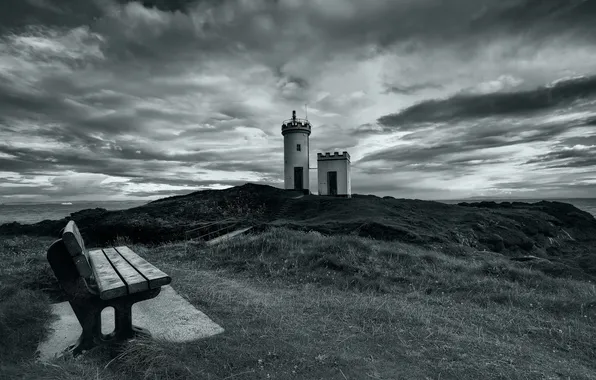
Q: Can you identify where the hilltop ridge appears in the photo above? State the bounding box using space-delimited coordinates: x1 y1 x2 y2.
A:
1 183 595 280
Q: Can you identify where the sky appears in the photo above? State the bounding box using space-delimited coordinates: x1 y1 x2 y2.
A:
0 0 595 202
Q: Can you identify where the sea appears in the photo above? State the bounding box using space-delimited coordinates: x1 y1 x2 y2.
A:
0 201 148 225
0 198 595 226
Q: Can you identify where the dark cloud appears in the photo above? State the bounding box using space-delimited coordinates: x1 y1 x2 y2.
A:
277 75 311 102
115 0 205 13
494 0 596 41
357 119 586 167
4 0 596 65
585 116 596 126
0 0 103 33
198 161 281 176
0 67 241 149
3 0 581 86
0 143 224 178
377 75 596 128
294 0 596 61
357 148 509 175
384 82 444 95
545 158 596 169
0 82 83 121
357 75 596 180
525 145 596 168
352 123 386 136
553 134 596 148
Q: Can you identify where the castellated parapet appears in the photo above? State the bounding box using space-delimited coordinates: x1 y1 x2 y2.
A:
281 118 311 136
317 151 351 161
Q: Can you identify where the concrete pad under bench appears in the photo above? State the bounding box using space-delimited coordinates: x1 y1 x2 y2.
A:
37 285 224 362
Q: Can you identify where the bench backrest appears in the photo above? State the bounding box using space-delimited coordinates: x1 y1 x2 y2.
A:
61 220 93 279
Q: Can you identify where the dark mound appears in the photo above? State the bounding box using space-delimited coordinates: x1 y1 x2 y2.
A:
2 183 595 280
0 183 303 244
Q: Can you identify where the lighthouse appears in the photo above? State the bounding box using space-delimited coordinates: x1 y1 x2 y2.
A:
281 110 311 193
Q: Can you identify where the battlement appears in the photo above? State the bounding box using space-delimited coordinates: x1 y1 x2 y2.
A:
317 151 351 161
281 119 312 136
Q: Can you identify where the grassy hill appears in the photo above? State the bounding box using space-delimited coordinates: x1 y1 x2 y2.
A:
1 183 596 378
2 183 596 281
1 228 596 379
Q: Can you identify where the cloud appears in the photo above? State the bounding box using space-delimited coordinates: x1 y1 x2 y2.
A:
524 144 596 168
376 75 596 127
1 0 596 202
462 75 524 95
354 73 596 199
361 117 594 173
383 82 444 95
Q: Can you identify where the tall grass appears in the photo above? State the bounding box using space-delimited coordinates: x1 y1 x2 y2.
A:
2 229 596 379
0 286 52 363
175 228 596 318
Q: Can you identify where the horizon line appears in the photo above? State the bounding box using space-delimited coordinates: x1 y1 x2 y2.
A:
2 196 596 205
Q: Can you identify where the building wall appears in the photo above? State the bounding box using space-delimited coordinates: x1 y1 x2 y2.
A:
283 131 310 191
347 161 351 195
317 153 351 197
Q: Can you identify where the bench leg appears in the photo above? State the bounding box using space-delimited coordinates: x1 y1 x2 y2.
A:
67 300 103 356
67 327 98 356
114 303 133 339
113 303 151 340
68 299 157 356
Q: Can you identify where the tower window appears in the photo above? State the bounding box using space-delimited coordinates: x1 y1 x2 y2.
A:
297 144 301 151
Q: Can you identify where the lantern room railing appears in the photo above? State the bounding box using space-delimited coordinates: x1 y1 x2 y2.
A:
282 117 310 125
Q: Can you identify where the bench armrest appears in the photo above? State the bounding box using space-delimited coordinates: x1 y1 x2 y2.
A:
83 276 100 296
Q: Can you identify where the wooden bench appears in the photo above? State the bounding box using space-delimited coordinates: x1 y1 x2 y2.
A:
46 220 171 356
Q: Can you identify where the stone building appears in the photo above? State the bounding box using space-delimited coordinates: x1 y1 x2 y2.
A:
281 110 351 197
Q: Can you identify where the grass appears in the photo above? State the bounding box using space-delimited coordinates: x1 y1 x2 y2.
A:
1 229 596 379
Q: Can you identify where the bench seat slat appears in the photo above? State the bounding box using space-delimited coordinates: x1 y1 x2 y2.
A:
115 246 171 289
88 249 127 300
103 248 149 294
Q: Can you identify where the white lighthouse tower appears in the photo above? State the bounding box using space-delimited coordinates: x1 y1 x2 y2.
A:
282 110 311 193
